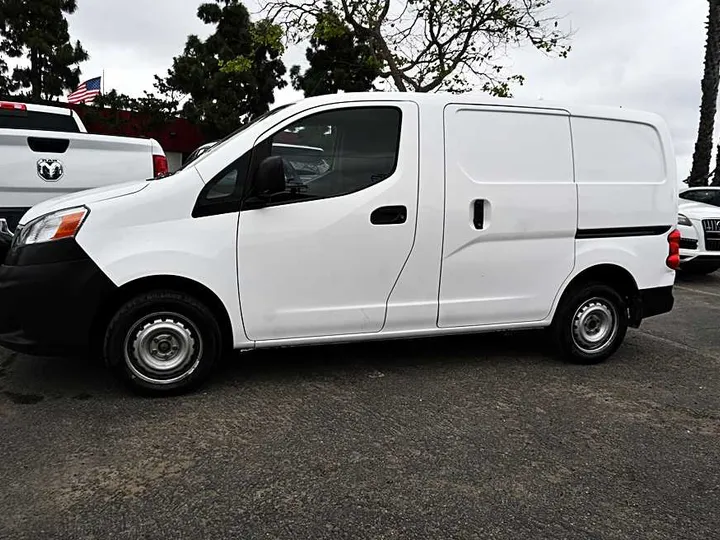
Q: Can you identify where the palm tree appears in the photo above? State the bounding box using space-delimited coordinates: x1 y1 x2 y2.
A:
713 142 720 185
689 0 720 187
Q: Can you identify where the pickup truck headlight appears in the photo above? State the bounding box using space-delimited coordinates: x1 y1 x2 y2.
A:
15 207 88 247
678 213 692 227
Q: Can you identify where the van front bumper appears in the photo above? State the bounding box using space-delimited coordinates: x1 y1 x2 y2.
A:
0 240 115 356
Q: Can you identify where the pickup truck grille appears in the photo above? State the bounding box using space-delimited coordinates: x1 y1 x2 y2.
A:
702 219 720 252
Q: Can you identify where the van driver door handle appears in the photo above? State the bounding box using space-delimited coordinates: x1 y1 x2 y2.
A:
371 205 407 225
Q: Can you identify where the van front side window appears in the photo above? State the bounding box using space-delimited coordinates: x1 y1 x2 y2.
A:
261 107 402 204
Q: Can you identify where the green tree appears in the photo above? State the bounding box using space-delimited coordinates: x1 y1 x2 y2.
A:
157 0 286 139
689 0 720 187
0 56 16 96
266 0 570 96
89 89 180 134
290 3 381 97
0 0 88 101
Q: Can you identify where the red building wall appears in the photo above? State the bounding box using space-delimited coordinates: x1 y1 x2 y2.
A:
71 105 207 155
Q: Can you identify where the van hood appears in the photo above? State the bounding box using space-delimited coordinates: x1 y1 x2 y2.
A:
679 200 720 220
19 181 148 225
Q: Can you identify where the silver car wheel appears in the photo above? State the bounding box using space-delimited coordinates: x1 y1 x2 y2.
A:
571 298 618 355
124 312 203 385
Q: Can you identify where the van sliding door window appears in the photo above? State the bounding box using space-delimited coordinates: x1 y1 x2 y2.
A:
257 106 402 205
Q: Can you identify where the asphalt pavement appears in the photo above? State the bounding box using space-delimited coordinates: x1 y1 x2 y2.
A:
1 274 719 539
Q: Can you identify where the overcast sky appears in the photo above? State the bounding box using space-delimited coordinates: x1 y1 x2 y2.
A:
67 0 709 178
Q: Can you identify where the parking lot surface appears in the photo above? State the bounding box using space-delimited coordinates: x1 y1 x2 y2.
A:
1 274 719 539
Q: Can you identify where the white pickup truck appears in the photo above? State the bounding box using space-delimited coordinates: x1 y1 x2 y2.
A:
0 101 167 230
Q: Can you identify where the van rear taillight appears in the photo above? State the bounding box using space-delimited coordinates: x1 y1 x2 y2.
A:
667 229 681 270
0 102 26 111
153 154 169 178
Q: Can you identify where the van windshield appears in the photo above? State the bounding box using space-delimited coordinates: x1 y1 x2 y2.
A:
221 103 294 143
177 103 295 173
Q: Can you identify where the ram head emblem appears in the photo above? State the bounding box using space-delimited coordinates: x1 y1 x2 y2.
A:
37 159 64 182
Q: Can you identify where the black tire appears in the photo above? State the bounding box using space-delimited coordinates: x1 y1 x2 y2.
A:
552 283 628 365
104 290 221 395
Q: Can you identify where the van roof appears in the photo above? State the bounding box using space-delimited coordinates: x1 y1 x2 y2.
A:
283 92 664 126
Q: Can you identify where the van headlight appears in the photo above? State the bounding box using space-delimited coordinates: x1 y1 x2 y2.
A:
678 213 692 226
15 207 89 247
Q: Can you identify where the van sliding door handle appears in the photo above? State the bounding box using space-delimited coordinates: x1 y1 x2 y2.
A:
473 199 486 229
371 205 407 225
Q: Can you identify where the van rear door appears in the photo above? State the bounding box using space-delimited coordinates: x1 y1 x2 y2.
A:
438 105 577 327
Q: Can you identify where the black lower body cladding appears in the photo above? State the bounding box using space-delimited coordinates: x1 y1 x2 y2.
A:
638 285 674 319
0 239 116 356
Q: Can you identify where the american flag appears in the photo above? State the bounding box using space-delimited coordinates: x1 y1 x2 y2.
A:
67 76 102 105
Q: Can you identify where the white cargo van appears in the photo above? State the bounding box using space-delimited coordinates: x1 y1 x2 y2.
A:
0 93 678 394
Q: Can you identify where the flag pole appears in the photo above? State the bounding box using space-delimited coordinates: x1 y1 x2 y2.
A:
102 70 105 94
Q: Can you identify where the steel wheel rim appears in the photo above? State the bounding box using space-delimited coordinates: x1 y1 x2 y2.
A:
571 297 618 355
123 312 203 385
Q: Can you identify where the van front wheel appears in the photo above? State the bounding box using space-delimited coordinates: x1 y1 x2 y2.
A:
104 290 221 394
552 283 628 365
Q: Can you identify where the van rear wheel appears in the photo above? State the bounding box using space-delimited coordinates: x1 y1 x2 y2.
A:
552 283 628 365
104 290 221 394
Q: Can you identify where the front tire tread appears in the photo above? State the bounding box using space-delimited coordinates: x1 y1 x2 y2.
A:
104 290 221 395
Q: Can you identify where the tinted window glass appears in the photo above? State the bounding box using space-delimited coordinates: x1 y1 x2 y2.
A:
0 110 79 132
256 107 401 205
680 190 705 202
192 151 251 218
181 105 294 173
205 169 238 200
680 190 720 206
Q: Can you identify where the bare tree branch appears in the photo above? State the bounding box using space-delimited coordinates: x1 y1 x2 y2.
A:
263 0 571 94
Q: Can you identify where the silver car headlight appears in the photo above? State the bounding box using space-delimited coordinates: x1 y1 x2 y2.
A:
15 207 89 247
678 213 692 227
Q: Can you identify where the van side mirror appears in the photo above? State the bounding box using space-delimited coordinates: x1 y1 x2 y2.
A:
253 156 286 199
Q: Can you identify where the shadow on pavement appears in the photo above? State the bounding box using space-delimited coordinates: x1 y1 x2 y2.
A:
210 329 558 389
0 329 554 400
676 270 720 285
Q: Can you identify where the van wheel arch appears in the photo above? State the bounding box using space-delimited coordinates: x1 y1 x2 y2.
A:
92 275 234 364
555 265 641 327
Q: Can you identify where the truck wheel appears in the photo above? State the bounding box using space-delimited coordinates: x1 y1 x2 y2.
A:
552 283 628 365
104 290 221 394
